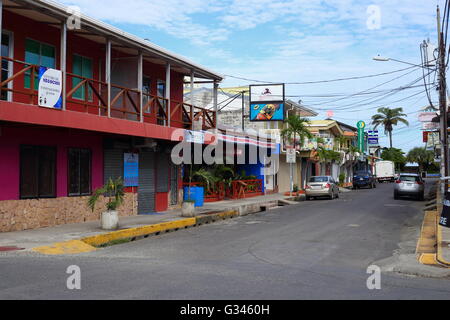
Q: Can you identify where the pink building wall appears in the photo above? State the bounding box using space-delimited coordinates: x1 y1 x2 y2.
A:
0 125 104 201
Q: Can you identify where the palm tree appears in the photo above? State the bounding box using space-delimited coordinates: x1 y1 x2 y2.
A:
371 107 409 148
281 115 313 150
406 147 435 172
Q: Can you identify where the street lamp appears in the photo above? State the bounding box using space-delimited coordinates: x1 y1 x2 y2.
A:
372 55 433 69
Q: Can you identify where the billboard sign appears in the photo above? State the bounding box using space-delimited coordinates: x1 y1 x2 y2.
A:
249 84 285 121
38 67 62 109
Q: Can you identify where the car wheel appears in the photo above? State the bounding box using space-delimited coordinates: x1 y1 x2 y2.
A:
306 196 311 201
418 193 425 201
336 192 340 199
394 192 399 200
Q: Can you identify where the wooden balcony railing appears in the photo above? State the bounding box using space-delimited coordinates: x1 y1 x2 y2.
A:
0 56 216 130
183 179 264 202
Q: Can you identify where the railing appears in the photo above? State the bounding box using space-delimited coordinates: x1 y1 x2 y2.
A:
228 179 264 199
171 101 216 130
183 179 263 202
0 56 216 130
66 72 108 115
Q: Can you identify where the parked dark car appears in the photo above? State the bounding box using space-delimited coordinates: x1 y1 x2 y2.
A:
353 171 377 189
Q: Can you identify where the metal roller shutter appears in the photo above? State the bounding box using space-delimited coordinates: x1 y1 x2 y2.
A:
138 151 155 214
156 153 169 193
104 149 124 184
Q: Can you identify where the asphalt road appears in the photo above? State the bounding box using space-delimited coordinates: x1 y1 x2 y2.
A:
1 180 450 300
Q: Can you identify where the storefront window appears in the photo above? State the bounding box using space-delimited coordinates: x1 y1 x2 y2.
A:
68 148 92 196
20 145 56 199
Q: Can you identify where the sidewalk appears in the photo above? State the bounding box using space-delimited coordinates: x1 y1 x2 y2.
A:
0 193 292 251
432 187 450 266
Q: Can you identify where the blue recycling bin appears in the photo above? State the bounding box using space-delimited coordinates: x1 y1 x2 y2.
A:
183 186 204 207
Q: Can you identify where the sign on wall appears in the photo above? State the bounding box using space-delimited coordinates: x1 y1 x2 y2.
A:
124 153 139 187
185 130 205 144
249 84 285 121
368 130 379 145
38 67 62 109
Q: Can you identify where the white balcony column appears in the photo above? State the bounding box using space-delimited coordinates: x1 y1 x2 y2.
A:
165 62 171 126
60 21 67 110
106 39 112 118
190 70 194 105
138 51 143 122
213 80 218 128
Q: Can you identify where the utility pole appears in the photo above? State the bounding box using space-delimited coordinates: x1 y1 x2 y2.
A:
242 91 246 131
437 5 449 195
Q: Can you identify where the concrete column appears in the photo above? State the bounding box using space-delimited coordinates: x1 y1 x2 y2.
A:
60 22 67 110
138 51 143 122
165 62 171 126
106 39 112 118
190 70 194 105
213 81 218 128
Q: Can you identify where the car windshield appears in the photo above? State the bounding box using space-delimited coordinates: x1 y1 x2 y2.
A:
309 177 329 183
400 175 420 182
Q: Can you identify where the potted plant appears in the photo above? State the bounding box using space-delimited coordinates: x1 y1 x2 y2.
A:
339 173 346 186
88 177 125 230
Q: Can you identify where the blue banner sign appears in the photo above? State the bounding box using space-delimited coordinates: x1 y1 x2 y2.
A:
124 153 139 187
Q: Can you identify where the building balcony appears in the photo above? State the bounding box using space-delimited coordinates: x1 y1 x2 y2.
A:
1 56 217 132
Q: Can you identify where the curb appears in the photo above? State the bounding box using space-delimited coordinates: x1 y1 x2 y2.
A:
82 218 197 247
416 210 439 266
32 240 97 255
436 221 450 267
31 210 240 255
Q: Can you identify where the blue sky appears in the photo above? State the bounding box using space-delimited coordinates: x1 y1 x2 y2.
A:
60 0 445 152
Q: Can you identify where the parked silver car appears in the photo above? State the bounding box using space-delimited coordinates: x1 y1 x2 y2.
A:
394 173 425 201
305 176 340 200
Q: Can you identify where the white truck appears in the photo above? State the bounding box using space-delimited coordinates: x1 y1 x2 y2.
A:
374 161 396 183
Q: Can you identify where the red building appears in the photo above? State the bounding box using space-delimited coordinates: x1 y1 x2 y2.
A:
0 0 222 232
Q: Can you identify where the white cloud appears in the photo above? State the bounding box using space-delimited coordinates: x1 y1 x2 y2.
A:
57 0 443 151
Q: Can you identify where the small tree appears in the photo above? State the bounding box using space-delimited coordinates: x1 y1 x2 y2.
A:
406 147 435 172
281 115 313 150
339 173 346 185
381 147 406 172
88 177 125 212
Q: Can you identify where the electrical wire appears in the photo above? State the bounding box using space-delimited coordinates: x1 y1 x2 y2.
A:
223 66 419 85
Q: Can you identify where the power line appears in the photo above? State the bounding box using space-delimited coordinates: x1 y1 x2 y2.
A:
223 66 418 85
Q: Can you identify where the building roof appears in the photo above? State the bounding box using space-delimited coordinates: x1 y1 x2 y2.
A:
8 0 223 81
326 119 358 132
285 100 318 117
306 120 344 136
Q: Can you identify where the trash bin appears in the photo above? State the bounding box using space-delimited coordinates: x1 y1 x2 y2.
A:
183 186 204 207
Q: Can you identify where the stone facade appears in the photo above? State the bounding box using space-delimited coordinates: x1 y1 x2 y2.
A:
0 193 138 233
